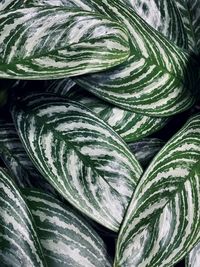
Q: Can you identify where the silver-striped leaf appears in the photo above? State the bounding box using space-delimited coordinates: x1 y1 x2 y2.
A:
0 0 23 11
128 138 165 166
45 78 169 142
0 7 130 79
0 168 46 267
186 241 200 267
20 0 198 116
25 0 188 49
124 0 188 48
175 0 200 54
12 95 143 232
75 0 198 116
0 120 56 194
24 189 112 267
115 114 200 267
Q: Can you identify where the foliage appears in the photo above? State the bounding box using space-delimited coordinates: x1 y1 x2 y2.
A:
0 1 200 266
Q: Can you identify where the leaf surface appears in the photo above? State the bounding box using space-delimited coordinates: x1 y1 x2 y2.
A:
0 168 46 267
115 114 200 266
75 0 198 116
128 138 165 166
124 0 188 48
0 7 130 79
45 79 169 142
24 189 112 267
176 0 200 54
186 241 200 267
12 95 143 231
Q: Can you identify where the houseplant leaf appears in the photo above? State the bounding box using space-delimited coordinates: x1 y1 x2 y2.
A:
21 0 197 116
186 241 200 267
0 168 46 266
115 114 200 266
128 138 165 166
75 0 198 116
45 79 169 142
124 0 188 48
24 189 112 267
175 0 200 54
0 120 56 194
0 7 130 79
25 0 188 48
12 94 143 232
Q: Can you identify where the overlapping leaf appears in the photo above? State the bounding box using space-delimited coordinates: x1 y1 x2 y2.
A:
128 138 165 166
0 168 46 266
12 95 143 232
24 190 112 267
45 79 169 142
175 0 200 54
15 0 198 116
124 0 188 48
25 0 188 49
75 0 198 116
186 241 200 267
0 7 130 79
115 114 200 266
0 120 56 194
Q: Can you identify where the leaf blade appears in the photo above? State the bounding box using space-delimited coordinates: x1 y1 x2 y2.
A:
12 95 143 231
115 114 200 266
0 168 46 267
0 7 130 79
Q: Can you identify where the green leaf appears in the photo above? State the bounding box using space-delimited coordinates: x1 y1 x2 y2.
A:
20 0 198 116
186 241 200 267
115 114 200 266
0 120 56 194
124 0 188 48
128 138 165 166
0 168 46 267
0 7 130 79
12 94 143 232
0 0 23 11
45 79 169 142
175 0 200 54
24 189 112 267
75 0 198 116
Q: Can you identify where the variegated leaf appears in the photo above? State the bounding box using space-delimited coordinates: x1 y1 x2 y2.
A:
175 0 200 54
115 114 200 267
19 0 197 116
124 0 188 48
128 138 165 166
45 79 169 142
75 0 198 116
12 95 143 232
0 7 130 79
24 189 112 267
0 0 23 11
0 168 46 267
25 0 188 49
0 120 56 194
186 241 200 267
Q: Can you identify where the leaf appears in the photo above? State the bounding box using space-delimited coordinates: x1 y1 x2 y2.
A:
0 7 130 79
115 114 200 267
0 168 46 267
186 241 200 267
45 79 169 142
124 0 188 48
175 0 200 54
20 0 197 116
0 0 23 11
128 138 165 166
24 189 112 267
0 120 57 195
75 0 198 116
12 94 143 232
